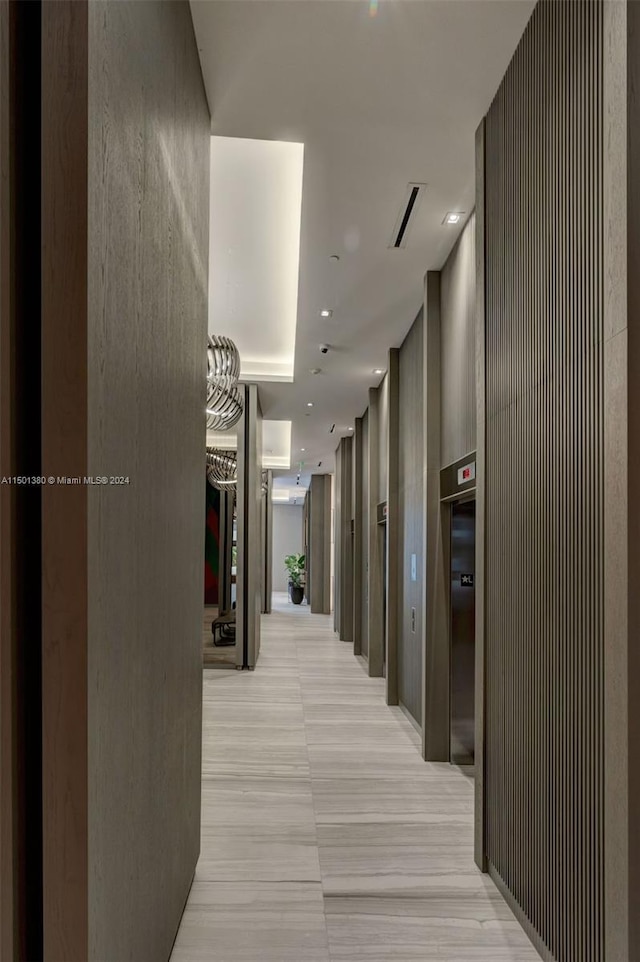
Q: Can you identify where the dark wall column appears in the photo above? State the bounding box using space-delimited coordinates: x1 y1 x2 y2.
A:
474 120 487 870
386 349 400 706
237 384 262 667
261 470 272 614
352 417 364 653
1 2 44 956
422 271 449 761
367 387 384 677
40 2 210 957
335 436 353 642
42 3 89 955
308 474 332 614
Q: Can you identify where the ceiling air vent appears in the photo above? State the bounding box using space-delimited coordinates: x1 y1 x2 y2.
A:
389 182 427 249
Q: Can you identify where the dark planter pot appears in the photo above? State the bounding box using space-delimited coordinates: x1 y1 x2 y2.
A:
290 583 304 605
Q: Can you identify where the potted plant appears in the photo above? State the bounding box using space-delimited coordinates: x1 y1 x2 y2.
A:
285 553 306 605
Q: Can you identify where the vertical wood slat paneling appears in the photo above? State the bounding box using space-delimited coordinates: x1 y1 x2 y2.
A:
483 3 604 961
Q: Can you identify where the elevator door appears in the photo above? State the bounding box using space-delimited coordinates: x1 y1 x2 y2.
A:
450 500 475 765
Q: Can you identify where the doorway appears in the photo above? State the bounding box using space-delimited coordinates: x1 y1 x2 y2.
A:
449 499 475 765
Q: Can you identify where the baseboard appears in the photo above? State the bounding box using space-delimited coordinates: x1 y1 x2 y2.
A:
399 701 422 734
487 861 551 962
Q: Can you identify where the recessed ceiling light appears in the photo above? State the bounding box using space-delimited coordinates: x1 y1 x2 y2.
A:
307 402 314 407
309 367 321 375
301 448 306 452
348 427 354 431
443 211 464 225
373 368 385 375
320 309 333 318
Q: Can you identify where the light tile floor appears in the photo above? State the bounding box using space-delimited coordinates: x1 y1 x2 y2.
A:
170 595 539 962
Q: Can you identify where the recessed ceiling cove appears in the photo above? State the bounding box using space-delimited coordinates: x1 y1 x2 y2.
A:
206 418 292 470
209 136 304 382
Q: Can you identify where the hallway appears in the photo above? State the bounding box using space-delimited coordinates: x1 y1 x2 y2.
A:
170 596 537 962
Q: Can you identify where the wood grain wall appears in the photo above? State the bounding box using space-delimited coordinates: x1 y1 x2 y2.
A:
41 2 210 957
377 375 389 504
422 271 448 762
352 417 363 654
334 436 353 642
309 475 332 614
359 410 369 656
86 2 209 956
42 3 89 955
481 2 605 958
367 385 384 677
237 384 263 668
441 213 476 467
397 313 424 726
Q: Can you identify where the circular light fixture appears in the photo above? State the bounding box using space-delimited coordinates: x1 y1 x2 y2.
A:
206 382 243 431
373 368 385 375
329 254 340 262
206 334 243 431
207 334 240 380
320 309 333 318
307 402 314 407
443 211 465 225
309 368 321 375
348 427 354 432
206 448 238 491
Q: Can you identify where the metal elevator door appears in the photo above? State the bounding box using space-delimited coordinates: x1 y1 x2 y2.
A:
450 500 476 765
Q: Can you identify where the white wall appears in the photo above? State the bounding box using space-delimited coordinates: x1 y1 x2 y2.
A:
272 504 303 591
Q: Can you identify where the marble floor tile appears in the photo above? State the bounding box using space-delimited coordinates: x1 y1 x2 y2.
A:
170 597 538 962
171 882 330 962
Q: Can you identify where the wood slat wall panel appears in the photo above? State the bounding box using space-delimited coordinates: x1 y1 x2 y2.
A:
483 3 604 960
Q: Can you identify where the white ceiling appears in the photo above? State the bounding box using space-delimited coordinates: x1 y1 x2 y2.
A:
207 419 292 470
191 0 535 491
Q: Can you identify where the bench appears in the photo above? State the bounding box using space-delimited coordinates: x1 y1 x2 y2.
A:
212 609 236 647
